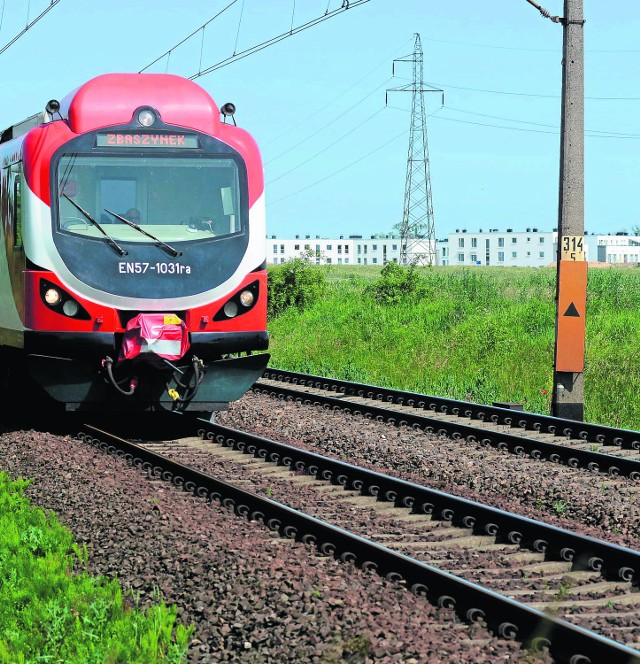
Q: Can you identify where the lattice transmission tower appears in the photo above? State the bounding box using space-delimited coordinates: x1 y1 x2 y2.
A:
386 34 442 266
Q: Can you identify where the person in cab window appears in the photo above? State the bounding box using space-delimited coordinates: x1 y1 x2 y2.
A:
125 208 141 223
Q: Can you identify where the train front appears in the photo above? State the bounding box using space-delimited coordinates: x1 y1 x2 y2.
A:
22 73 269 414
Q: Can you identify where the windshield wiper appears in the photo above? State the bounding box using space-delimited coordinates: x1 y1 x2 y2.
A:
62 194 127 256
104 209 181 258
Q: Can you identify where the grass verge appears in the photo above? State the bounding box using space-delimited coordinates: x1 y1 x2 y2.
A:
267 265 640 430
0 472 192 663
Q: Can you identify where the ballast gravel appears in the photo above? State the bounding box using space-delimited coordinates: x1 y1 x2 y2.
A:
219 392 640 552
3 387 639 662
0 426 541 663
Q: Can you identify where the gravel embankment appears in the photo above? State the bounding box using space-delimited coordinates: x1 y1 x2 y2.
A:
0 422 547 663
2 390 638 662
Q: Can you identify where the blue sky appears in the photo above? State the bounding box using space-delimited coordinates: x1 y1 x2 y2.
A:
1 1 638 240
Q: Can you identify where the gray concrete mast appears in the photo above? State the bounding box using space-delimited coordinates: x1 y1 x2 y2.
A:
527 0 586 420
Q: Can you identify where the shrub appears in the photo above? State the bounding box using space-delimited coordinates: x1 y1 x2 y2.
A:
267 255 327 318
365 262 425 304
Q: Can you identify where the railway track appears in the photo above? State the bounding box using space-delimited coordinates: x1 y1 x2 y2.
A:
255 369 640 481
79 419 640 664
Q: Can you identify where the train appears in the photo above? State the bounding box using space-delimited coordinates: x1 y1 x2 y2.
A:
0 72 269 418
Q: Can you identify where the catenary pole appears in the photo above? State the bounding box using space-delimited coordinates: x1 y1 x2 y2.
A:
551 0 586 420
527 0 586 420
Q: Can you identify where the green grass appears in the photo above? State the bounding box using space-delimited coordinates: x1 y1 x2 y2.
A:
0 473 192 663
266 265 640 430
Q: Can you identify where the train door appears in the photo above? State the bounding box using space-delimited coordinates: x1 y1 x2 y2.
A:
3 162 25 323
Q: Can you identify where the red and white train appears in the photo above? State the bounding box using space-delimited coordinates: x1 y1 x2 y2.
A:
0 73 269 417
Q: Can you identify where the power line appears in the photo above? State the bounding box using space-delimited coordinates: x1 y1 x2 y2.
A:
265 78 391 165
140 0 240 73
189 0 371 80
140 0 371 80
406 109 640 140
266 106 384 183
269 85 640 208
423 34 640 54
387 102 640 139
443 106 640 139
0 0 61 57
424 79 640 101
268 126 407 206
233 0 245 55
268 107 444 206
263 36 413 146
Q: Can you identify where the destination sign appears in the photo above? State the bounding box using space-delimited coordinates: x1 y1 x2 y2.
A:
96 133 199 148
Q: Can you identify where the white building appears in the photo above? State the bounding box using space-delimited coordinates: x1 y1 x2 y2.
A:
439 227 557 267
267 235 433 266
590 233 640 264
439 228 640 267
267 229 640 267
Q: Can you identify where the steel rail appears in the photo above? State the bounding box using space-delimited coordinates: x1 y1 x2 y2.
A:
196 421 640 584
260 368 640 451
79 423 640 664
254 375 640 481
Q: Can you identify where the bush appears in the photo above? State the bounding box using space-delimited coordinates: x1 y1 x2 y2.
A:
365 262 425 304
267 255 328 318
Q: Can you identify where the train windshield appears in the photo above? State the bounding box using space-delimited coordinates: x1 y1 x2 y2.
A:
56 155 242 242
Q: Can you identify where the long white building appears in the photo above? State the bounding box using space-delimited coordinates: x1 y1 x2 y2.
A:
439 228 640 266
267 234 432 266
267 229 640 267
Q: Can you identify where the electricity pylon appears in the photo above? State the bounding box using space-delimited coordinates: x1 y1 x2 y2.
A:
386 34 442 265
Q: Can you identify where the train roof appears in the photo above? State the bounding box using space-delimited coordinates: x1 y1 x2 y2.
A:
1 73 224 144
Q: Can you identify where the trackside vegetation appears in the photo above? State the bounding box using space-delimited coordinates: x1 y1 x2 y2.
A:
0 473 191 663
267 254 327 317
266 260 640 431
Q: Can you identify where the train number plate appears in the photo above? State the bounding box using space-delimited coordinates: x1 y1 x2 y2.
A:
118 261 192 275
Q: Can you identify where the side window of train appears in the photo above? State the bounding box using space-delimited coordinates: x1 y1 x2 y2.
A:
13 171 22 248
7 163 22 249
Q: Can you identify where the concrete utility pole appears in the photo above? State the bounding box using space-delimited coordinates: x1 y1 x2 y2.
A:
528 0 586 420
552 0 586 420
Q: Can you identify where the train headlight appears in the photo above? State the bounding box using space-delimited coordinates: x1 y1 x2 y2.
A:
62 300 80 317
212 280 260 322
44 288 61 305
137 109 156 127
40 279 91 320
223 301 238 318
239 290 254 307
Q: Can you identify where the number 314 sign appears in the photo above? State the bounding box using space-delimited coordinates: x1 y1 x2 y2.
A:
561 235 585 261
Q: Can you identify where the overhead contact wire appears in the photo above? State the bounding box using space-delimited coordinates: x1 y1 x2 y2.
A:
139 0 239 73
188 0 371 80
233 0 245 56
0 0 61 57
